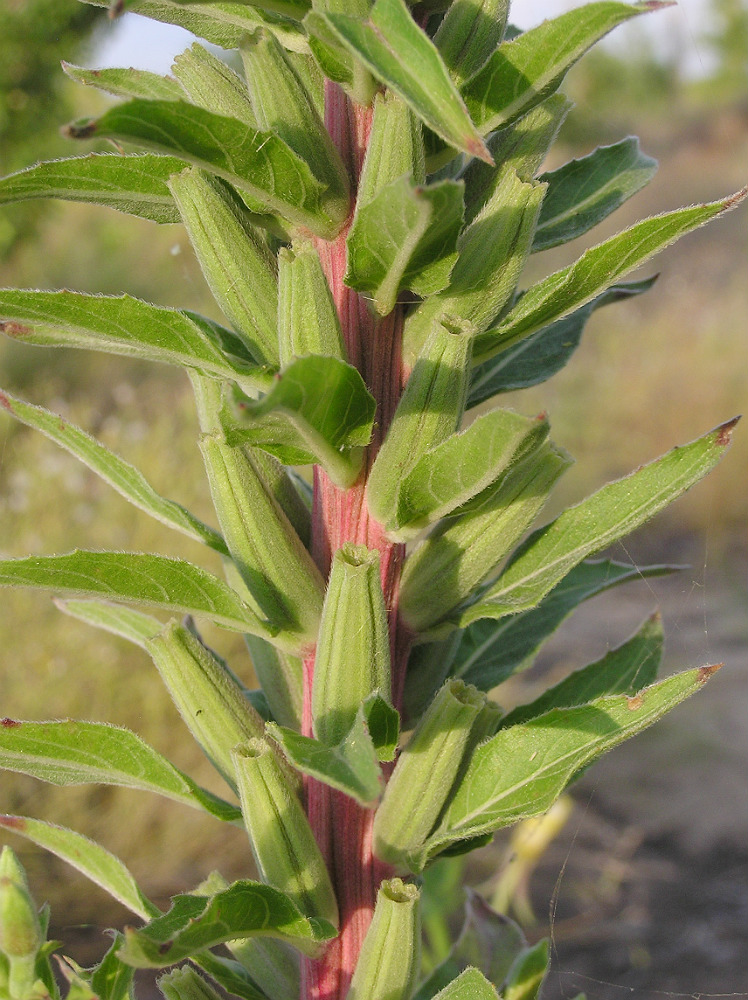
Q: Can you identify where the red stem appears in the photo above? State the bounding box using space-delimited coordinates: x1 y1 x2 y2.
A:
300 83 413 1000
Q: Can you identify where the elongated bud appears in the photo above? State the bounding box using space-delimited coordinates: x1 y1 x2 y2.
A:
158 966 222 1000
399 443 572 633
245 636 304 732
356 91 425 211
232 739 339 927
200 435 325 649
278 241 345 367
312 544 391 746
373 680 485 871
169 168 279 366
403 168 545 367
241 30 349 223
346 879 421 1000
145 621 265 789
0 848 42 1000
248 446 312 549
172 43 257 124
435 0 509 86
367 319 473 528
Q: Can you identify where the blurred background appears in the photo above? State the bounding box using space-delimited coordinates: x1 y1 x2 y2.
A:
1 1 746 996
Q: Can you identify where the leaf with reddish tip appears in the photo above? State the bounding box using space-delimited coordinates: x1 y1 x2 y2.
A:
0 720 242 823
423 667 720 865
0 815 160 920
461 420 738 626
322 0 491 161
474 191 747 364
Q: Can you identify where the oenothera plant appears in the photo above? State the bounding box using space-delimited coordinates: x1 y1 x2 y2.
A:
0 0 744 997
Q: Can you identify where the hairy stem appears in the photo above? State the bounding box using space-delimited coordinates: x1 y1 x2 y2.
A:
301 83 412 1000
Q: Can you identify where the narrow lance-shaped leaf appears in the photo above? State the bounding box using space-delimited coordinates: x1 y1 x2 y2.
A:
461 2 658 135
532 137 658 252
55 599 164 648
117 880 337 967
474 191 747 364
430 968 500 999
222 355 376 488
502 940 549 1000
190 952 270 1000
446 559 676 693
345 175 465 315
421 666 721 867
80 0 309 51
114 0 313 25
0 390 226 554
62 62 183 101
0 816 159 921
467 279 657 407
64 100 348 239
0 290 273 394
0 154 184 224
501 612 664 729
0 720 241 823
323 0 492 161
462 419 738 625
0 550 275 638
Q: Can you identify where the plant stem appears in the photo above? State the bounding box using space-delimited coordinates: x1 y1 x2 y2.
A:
301 82 412 1000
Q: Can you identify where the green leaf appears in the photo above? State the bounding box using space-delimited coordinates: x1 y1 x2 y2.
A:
54 599 164 648
461 2 656 135
0 550 275 638
500 612 664 728
0 390 226 553
345 175 464 315
268 711 383 806
433 0 510 88
90 935 136 1000
323 0 491 161
392 409 550 537
502 940 548 1000
0 154 184 224
0 721 241 823
467 279 657 406
532 137 657 252
430 968 500 999
0 816 159 921
425 667 721 864
81 0 308 50
461 420 738 626
192 952 270 1000
0 290 273 394
447 559 676 692
62 62 183 101
117 881 337 966
474 191 747 364
117 0 312 25
64 100 347 238
222 356 376 487
412 892 525 1000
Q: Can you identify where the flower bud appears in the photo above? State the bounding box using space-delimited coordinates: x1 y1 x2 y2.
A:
0 848 42 1000
158 966 222 1000
373 680 485 872
346 879 421 1000
145 621 266 790
312 544 391 746
232 739 339 927
278 241 345 367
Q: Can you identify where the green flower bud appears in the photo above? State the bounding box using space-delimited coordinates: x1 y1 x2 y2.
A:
169 168 279 367
0 849 40 961
312 544 391 746
278 241 346 368
399 442 572 633
434 0 509 86
373 680 486 872
172 43 257 124
367 318 473 528
241 30 350 227
145 621 266 790
232 739 339 927
200 435 325 650
346 879 421 1000
158 966 222 1000
356 91 425 211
